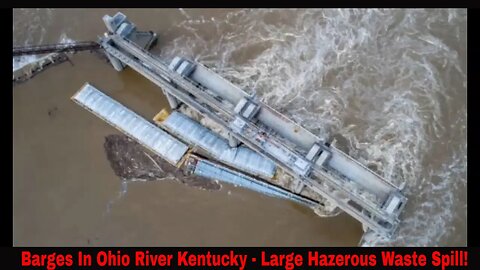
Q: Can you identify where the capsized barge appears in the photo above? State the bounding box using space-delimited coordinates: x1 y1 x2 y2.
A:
72 12 407 240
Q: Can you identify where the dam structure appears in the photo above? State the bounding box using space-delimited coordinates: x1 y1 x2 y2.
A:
73 12 407 239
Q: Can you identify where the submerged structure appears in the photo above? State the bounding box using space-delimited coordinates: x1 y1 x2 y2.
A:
72 12 407 240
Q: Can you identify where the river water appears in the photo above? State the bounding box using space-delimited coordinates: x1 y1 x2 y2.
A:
13 8 466 246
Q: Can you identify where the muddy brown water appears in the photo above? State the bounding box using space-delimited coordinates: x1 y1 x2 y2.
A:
13 9 466 246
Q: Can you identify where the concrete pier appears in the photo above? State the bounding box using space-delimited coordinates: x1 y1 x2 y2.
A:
71 12 408 239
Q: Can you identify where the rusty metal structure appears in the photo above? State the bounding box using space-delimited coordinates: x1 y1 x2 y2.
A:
13 41 100 56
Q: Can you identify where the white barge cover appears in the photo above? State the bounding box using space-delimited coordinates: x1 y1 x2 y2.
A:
72 83 188 165
162 111 276 179
193 158 317 208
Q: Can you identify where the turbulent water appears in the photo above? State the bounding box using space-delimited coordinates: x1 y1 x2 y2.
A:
13 9 466 246
159 9 467 246
13 32 74 71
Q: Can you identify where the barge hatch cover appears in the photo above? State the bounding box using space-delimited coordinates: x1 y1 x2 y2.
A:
160 111 277 179
71 83 189 165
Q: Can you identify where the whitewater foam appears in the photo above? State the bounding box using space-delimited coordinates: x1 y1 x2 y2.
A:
160 8 467 246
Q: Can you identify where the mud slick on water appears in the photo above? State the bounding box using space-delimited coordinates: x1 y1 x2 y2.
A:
103 134 221 191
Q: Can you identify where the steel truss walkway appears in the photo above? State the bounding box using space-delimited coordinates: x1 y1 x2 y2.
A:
13 41 100 56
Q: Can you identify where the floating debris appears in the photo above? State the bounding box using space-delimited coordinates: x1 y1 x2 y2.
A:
103 134 221 191
13 53 69 84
